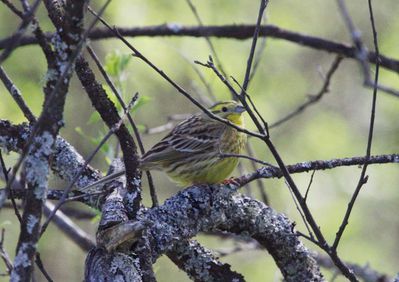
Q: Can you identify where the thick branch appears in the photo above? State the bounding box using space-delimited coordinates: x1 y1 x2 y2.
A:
167 240 244 282
138 185 324 281
75 56 142 217
0 120 103 207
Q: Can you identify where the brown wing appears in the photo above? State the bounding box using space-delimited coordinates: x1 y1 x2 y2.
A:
140 115 225 169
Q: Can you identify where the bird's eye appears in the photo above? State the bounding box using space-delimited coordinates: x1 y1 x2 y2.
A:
222 107 228 112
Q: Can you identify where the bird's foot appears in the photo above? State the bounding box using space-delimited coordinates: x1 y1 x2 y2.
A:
222 177 240 187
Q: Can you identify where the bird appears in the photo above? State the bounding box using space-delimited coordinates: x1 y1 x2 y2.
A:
84 100 247 189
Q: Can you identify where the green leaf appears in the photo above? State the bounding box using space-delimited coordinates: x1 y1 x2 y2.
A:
104 50 131 77
88 111 101 125
75 127 110 155
131 95 152 113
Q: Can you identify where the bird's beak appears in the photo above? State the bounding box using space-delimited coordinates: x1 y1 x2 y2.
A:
234 105 246 113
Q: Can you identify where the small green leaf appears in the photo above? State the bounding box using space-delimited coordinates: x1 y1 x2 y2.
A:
88 111 101 125
131 95 152 113
104 50 131 77
136 124 146 133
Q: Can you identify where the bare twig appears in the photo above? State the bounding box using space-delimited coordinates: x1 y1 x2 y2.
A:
241 0 269 93
219 152 276 168
304 170 316 202
248 33 268 84
245 142 269 204
86 45 159 207
1 0 24 17
0 0 41 63
185 0 228 79
34 253 53 282
287 183 315 241
0 229 13 275
0 150 22 222
270 56 343 128
40 93 138 236
332 0 380 251
0 67 36 123
314 253 391 282
88 7 264 140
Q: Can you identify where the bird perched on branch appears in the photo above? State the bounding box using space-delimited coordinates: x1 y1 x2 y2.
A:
86 101 247 188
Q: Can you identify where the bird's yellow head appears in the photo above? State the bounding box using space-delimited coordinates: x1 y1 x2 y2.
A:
209 101 246 126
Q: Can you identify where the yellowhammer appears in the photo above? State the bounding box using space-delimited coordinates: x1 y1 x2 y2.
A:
86 100 247 188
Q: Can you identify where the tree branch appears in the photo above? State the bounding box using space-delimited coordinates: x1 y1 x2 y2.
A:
136 184 324 281
0 24 398 73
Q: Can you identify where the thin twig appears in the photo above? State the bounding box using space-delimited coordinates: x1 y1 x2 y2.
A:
0 150 21 222
0 66 36 122
287 182 315 241
0 0 41 63
304 170 316 202
231 76 269 133
241 0 269 93
248 33 268 84
245 143 269 204
86 45 159 207
270 56 343 128
35 253 53 282
185 0 228 79
1 0 24 18
0 229 13 275
40 93 139 236
332 0 380 251
88 7 264 140
196 57 267 136
219 152 276 168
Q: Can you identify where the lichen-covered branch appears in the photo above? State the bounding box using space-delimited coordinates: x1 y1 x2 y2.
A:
0 120 103 205
238 154 399 186
10 1 87 279
2 120 398 199
85 248 142 282
2 119 398 280
137 184 324 281
167 240 245 282
314 253 391 282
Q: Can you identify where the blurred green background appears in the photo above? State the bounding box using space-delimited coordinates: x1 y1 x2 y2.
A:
1 0 398 281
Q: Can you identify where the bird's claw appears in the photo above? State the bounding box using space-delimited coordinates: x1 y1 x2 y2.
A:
222 177 240 187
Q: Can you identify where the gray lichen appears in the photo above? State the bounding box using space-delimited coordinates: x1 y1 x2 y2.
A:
26 215 39 235
24 131 54 200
